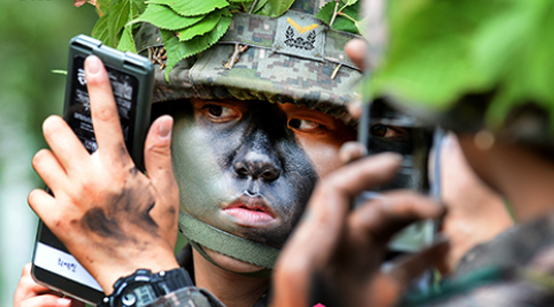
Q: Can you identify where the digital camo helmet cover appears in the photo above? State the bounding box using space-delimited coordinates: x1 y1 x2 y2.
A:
127 0 363 270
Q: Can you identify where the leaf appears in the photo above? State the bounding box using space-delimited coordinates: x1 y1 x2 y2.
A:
161 14 232 80
317 0 361 33
177 9 223 42
117 26 138 53
131 4 205 30
257 0 295 17
341 0 358 6
91 11 110 44
147 0 229 17
249 0 269 13
107 0 131 47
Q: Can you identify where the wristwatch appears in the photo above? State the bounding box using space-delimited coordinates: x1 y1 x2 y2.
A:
97 268 194 307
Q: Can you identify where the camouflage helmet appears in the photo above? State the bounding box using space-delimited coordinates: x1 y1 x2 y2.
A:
365 0 554 150
134 0 363 123
127 0 363 272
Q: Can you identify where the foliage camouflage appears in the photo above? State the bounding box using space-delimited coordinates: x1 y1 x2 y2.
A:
367 0 554 140
79 0 362 77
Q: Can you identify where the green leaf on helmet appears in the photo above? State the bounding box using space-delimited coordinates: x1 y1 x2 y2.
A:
147 0 230 17
177 9 224 42
342 0 358 6
257 0 295 17
117 26 138 53
371 0 554 134
130 4 205 30
249 0 269 14
92 11 110 43
106 0 131 47
162 14 232 80
317 0 361 34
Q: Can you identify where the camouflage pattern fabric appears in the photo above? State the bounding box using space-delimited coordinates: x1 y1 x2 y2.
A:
134 0 363 122
399 211 554 306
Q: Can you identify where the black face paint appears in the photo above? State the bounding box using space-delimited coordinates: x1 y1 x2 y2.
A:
79 178 160 243
172 100 318 249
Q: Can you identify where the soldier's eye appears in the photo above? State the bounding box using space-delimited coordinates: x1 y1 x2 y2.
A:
202 104 240 123
370 124 404 139
288 118 324 132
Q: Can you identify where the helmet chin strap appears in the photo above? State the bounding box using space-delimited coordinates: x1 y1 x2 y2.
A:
179 212 279 278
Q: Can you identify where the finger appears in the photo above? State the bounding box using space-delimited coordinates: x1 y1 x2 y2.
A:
387 237 450 289
347 97 363 120
345 39 367 71
144 115 176 193
19 295 72 307
84 56 129 162
351 190 445 242
272 153 401 307
144 115 179 237
32 149 67 191
339 141 367 164
28 189 59 227
42 116 89 171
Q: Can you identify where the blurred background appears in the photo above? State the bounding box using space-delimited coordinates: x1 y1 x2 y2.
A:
0 1 97 305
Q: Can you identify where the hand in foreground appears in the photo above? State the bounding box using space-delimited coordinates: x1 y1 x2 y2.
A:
272 151 449 307
14 263 85 307
28 56 180 294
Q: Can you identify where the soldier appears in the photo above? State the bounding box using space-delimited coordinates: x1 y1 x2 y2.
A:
14 1 369 306
272 0 554 306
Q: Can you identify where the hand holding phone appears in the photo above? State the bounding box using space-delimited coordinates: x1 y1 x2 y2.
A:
30 35 180 304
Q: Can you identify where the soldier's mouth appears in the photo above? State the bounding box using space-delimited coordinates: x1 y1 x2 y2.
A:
221 195 277 227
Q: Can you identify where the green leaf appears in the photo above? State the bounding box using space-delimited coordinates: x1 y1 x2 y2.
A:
107 0 131 47
342 0 358 6
316 0 361 34
91 11 110 44
117 26 138 53
249 0 269 13
257 0 295 17
177 9 223 42
161 14 232 80
131 4 205 30
147 0 229 17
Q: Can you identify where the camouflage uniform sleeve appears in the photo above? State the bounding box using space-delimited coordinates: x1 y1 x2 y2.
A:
144 287 226 307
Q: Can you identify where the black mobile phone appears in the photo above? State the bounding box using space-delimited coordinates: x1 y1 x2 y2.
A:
357 98 443 253
31 35 154 304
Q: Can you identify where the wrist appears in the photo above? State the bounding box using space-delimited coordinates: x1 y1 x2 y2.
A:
96 255 180 294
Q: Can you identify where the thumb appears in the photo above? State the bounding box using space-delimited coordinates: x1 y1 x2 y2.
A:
144 115 175 191
143 115 180 234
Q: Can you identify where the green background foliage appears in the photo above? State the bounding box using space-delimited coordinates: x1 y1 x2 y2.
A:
369 0 554 131
0 1 97 305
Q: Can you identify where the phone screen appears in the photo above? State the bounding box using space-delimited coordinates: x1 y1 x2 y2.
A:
32 54 141 303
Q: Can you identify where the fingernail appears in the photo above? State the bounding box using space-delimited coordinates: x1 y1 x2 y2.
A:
57 297 72 306
158 116 173 139
86 55 101 75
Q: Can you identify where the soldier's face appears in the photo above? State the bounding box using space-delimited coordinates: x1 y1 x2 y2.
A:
171 98 356 248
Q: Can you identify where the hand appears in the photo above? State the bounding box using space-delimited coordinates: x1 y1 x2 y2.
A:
272 152 449 307
14 263 85 307
28 55 180 294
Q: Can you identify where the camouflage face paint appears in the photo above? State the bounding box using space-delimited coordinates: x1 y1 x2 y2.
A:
171 99 319 249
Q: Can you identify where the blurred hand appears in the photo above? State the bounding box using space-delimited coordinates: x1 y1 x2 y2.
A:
14 263 85 307
27 55 180 294
272 152 449 307
435 133 513 274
